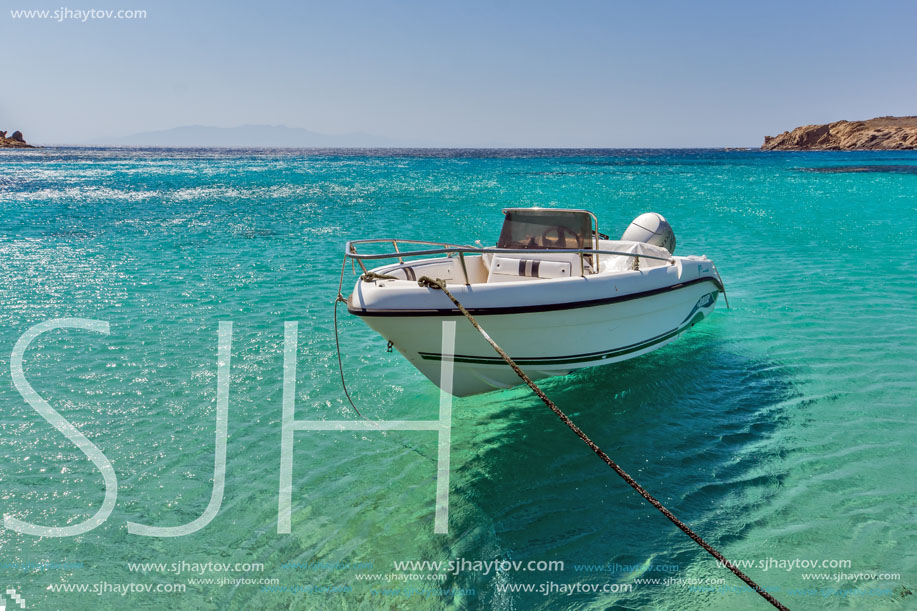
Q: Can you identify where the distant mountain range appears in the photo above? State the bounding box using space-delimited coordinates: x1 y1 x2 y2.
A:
103 124 409 148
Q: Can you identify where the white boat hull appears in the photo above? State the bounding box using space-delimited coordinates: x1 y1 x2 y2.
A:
350 260 721 396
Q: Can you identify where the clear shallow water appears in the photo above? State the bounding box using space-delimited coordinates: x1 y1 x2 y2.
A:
0 147 915 610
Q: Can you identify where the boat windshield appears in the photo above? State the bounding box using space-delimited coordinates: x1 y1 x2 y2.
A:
496 209 594 250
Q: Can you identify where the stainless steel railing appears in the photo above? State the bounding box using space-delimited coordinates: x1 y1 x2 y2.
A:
344 238 674 281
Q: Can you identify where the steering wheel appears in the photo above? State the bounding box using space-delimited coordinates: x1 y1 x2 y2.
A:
541 226 584 249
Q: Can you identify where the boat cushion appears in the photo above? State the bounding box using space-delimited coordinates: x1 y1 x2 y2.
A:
488 255 573 282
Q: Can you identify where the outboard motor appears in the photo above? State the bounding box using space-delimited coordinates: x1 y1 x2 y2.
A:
621 212 676 254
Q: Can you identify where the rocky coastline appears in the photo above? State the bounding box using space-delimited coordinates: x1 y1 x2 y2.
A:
0 130 35 148
762 116 917 150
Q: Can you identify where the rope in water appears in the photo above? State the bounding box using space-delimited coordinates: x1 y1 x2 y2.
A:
334 256 364 418
416 275 788 611
333 263 429 417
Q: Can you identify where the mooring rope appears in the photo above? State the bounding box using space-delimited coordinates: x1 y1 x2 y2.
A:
416 275 787 611
334 256 364 418
360 270 400 282
333 260 443 464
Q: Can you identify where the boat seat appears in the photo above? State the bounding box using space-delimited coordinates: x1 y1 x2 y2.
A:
487 253 587 283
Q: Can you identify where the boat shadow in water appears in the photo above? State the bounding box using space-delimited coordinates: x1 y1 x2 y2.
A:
446 336 797 608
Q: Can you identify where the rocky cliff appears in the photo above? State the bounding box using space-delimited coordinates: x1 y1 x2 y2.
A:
0 130 35 148
762 116 917 150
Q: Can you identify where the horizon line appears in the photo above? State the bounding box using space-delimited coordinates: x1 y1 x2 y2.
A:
9 144 763 150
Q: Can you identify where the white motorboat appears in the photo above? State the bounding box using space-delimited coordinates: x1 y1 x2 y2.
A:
345 208 724 396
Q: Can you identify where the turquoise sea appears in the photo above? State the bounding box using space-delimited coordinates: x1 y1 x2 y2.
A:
0 148 914 610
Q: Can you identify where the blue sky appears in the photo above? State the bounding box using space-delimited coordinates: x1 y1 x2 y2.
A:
3 0 916 146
